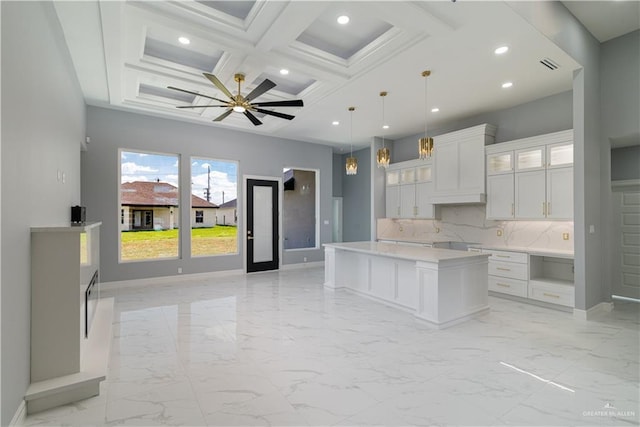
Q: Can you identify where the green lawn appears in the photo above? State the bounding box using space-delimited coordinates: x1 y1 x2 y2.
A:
120 226 237 261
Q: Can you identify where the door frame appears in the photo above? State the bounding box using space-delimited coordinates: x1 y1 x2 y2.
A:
243 175 282 273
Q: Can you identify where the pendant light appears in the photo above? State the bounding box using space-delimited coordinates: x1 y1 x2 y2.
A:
419 70 434 159
345 107 358 175
376 91 391 168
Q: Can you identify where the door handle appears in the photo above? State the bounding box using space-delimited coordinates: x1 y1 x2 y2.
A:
247 236 254 240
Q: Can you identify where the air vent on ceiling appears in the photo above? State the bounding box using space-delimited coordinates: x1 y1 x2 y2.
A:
540 57 560 70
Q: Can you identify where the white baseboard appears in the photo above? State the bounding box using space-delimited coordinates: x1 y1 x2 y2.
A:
9 399 26 426
281 261 324 271
102 269 244 290
573 301 614 320
102 262 324 291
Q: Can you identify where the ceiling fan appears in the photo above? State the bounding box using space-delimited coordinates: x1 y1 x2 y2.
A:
167 73 303 126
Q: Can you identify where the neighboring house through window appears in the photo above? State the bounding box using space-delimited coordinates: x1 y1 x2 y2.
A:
195 210 204 223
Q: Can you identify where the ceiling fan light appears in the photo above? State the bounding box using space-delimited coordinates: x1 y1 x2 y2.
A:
377 147 390 169
337 15 350 25
346 156 358 175
178 36 190 45
233 105 246 113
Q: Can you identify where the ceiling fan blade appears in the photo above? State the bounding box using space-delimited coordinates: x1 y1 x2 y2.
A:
244 110 263 126
252 99 304 108
253 108 295 121
203 73 234 99
244 79 276 102
177 105 228 109
167 86 227 103
213 109 233 122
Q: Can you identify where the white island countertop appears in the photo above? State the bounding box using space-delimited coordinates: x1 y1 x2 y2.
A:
324 241 489 264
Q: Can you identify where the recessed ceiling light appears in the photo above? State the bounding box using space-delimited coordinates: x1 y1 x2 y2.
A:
431 107 440 113
494 46 509 55
178 36 190 45
383 125 390 129
332 121 340 126
502 82 513 89
337 15 350 25
280 69 289 75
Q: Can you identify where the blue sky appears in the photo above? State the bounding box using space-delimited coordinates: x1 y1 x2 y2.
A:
121 151 237 205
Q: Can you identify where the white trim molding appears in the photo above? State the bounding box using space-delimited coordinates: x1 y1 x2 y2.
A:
573 301 614 320
102 269 244 291
281 261 324 271
611 179 640 192
9 400 26 427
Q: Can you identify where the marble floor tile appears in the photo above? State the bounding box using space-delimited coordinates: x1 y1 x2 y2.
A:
25 266 639 426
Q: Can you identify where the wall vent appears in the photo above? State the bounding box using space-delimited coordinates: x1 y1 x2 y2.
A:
540 58 560 70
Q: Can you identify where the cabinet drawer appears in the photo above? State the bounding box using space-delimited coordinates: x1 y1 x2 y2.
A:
528 280 574 307
483 249 527 264
488 260 528 280
488 276 527 297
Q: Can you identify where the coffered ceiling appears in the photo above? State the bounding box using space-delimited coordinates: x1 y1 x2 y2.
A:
54 0 617 150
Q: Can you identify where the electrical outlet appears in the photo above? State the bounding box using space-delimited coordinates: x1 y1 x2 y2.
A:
497 229 503 237
435 227 440 233
303 257 307 262
177 267 182 274
562 233 570 240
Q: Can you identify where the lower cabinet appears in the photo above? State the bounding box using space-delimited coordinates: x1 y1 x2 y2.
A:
483 248 575 308
484 249 528 297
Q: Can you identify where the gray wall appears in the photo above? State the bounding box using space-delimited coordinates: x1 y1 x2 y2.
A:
392 90 573 163
83 107 333 282
1 2 86 424
611 146 640 181
283 169 316 249
601 30 640 147
504 1 604 310
332 153 343 197
341 147 371 242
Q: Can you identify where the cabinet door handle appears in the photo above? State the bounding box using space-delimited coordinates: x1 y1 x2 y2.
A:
547 202 551 216
542 202 546 216
543 292 560 299
496 283 511 288
496 267 511 271
496 254 510 259
511 203 514 217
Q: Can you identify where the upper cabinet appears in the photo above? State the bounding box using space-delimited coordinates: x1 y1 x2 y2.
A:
385 159 439 219
432 124 497 204
486 129 573 221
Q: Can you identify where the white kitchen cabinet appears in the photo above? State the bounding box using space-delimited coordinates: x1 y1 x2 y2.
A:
431 124 496 204
483 249 528 298
486 174 515 219
515 170 546 219
546 167 573 219
385 183 401 218
487 151 514 175
486 129 573 221
385 159 438 219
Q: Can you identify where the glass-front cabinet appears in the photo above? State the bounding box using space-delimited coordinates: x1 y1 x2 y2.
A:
515 147 545 171
547 142 573 168
487 152 513 175
485 129 574 221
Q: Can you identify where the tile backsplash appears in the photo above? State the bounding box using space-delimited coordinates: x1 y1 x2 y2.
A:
377 204 574 252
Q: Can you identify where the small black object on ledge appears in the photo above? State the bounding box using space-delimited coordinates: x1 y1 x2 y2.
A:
71 206 86 225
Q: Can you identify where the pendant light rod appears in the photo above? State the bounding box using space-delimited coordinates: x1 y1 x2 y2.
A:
419 69 434 159
346 106 358 175
377 91 391 168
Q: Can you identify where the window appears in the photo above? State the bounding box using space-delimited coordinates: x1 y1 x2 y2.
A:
283 168 318 250
191 157 238 256
119 150 180 262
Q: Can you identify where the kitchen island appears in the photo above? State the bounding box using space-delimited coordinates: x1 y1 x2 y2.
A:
324 241 490 328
